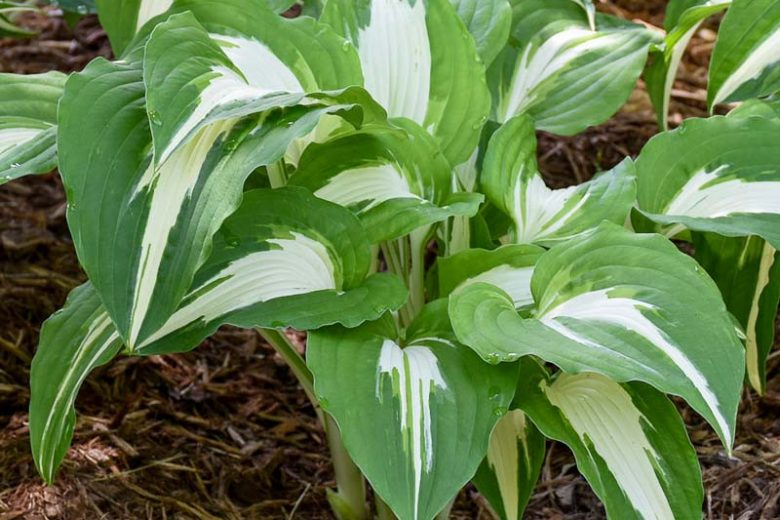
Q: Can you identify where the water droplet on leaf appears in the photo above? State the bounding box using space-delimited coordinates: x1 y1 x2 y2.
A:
149 110 163 126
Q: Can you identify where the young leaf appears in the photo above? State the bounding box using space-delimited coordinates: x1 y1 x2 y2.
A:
449 223 744 447
96 0 174 56
437 244 544 308
491 0 659 134
321 0 491 166
309 302 518 520
137 187 408 354
449 0 512 67
516 361 704 520
29 283 124 484
290 119 482 243
693 233 780 394
0 71 65 184
635 115 780 248
645 0 731 129
481 115 637 246
708 0 780 109
471 409 545 520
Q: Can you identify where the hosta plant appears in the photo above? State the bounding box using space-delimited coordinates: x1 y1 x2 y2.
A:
4 0 780 518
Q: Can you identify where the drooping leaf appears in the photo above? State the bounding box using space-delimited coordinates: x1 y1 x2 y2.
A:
491 0 659 134
634 115 780 248
472 408 545 520
0 71 65 184
96 0 174 56
437 244 544 308
321 0 492 166
58 52 379 349
449 223 744 447
290 119 483 243
449 0 512 67
137 187 408 354
708 0 780 108
516 360 704 520
29 283 124 484
481 115 636 246
693 233 780 394
645 0 731 129
309 302 518 520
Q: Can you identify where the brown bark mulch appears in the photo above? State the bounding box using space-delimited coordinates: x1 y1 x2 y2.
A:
1 3 779 519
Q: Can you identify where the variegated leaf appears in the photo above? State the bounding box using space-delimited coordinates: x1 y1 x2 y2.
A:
481 115 636 246
635 115 780 248
437 244 544 309
708 0 780 108
309 302 518 520
491 0 658 134
29 283 124 484
0 71 65 184
568 0 596 30
472 409 545 520
645 0 731 129
58 48 378 349
449 223 745 447
290 119 483 243
693 233 780 394
321 0 491 166
516 360 704 520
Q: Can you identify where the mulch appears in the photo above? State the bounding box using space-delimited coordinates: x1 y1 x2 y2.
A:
1 3 779 519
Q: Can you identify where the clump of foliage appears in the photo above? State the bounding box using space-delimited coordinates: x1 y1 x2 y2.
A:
2 0 780 519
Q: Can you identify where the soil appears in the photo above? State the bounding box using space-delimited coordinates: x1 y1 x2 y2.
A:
1 3 779 519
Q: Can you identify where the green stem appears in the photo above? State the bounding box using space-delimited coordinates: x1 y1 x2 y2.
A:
267 160 287 188
375 496 397 520
257 328 367 520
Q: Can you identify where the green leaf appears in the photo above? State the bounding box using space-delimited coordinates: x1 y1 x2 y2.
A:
515 360 704 520
0 71 65 184
449 223 744 447
58 54 378 349
472 409 545 520
29 283 124 484
645 0 730 129
491 0 659 134
51 0 97 14
309 302 518 520
290 119 481 243
436 244 544 308
0 2 36 37
137 187 408 354
321 0 491 166
728 97 780 118
449 0 512 67
481 115 637 246
96 0 174 56
693 233 780 394
708 0 780 108
634 115 780 248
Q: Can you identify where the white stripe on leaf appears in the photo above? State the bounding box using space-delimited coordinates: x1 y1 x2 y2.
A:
512 175 590 244
711 26 780 106
486 410 528 520
540 289 730 442
746 242 777 390
377 340 447 519
497 28 624 122
358 0 431 123
0 127 43 154
460 265 535 309
141 232 336 346
130 120 237 346
544 373 674 520
664 166 780 219
136 0 173 31
314 163 422 212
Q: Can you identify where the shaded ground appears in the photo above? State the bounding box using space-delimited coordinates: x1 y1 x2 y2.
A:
1 3 779 519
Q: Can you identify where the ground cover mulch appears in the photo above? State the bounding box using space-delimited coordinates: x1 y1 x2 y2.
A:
1 3 779 519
